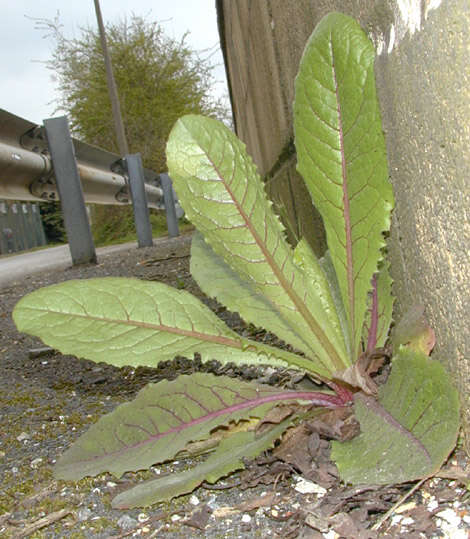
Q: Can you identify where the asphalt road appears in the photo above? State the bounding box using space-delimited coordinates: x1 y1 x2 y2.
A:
0 242 138 288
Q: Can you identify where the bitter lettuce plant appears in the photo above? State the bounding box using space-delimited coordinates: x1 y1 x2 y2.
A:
13 13 459 508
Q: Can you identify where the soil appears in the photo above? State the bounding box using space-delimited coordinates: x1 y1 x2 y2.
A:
1 232 469 538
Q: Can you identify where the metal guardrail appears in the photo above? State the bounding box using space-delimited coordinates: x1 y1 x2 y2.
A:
0 108 180 213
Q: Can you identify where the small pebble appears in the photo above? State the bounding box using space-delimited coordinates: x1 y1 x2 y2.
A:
138 513 149 523
189 494 200 506
30 457 42 468
77 507 92 521
117 515 138 530
171 514 181 522
241 514 251 523
17 432 30 441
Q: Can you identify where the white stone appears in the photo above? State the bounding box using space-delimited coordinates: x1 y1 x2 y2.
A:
30 457 42 468
294 477 326 496
401 517 414 526
77 507 92 521
137 513 149 523
189 494 200 506
436 508 462 527
241 514 251 523
117 515 138 530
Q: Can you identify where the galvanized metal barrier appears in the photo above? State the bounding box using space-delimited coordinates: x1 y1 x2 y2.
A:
0 109 182 262
0 200 47 254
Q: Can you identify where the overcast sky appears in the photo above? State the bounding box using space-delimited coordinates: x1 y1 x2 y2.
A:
1 0 227 124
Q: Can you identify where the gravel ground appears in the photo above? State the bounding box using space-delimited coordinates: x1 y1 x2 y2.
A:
1 232 469 538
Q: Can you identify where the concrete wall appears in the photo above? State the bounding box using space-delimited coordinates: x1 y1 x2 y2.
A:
217 1 470 448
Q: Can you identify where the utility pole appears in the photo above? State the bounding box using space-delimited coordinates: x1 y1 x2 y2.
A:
93 0 129 156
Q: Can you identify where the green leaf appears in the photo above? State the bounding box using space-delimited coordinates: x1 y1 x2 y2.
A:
293 239 351 360
319 250 351 360
112 419 291 508
12 277 291 370
191 231 313 356
54 373 325 480
294 12 394 361
363 260 394 352
331 349 460 484
167 115 349 376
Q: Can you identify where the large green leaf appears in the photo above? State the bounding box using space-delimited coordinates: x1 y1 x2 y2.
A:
112 420 291 508
12 277 299 370
191 231 312 355
55 373 336 480
167 115 349 376
294 12 394 361
331 349 460 484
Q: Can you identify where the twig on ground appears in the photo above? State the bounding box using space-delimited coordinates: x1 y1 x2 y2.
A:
371 477 427 531
14 508 73 538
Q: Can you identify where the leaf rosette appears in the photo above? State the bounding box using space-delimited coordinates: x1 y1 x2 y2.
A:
11 12 460 506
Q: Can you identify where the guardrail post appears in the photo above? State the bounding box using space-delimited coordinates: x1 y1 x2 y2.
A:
159 173 179 238
44 116 97 265
124 153 153 248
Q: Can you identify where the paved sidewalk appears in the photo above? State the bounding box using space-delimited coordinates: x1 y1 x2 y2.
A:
0 242 138 288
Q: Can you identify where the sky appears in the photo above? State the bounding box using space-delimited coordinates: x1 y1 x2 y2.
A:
1 0 227 125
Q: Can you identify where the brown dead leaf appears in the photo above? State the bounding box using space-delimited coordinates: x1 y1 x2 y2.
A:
330 511 377 539
183 503 212 530
273 424 312 475
239 458 293 488
236 491 276 512
334 354 378 395
306 406 359 442
256 404 296 431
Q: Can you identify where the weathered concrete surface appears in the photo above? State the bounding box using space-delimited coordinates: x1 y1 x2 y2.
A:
217 1 470 448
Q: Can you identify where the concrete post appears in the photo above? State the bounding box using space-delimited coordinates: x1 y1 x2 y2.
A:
44 116 97 265
160 173 179 238
124 153 153 248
